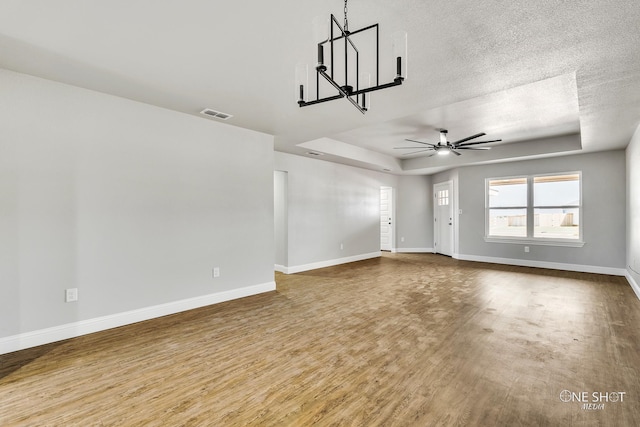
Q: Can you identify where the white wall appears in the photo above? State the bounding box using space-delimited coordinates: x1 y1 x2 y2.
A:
455 151 626 272
273 153 434 271
627 125 640 296
395 175 433 251
274 152 396 271
0 69 275 349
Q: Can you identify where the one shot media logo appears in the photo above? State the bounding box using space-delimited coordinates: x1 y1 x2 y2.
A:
560 390 626 411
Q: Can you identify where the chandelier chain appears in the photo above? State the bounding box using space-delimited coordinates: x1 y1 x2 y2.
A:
344 0 349 32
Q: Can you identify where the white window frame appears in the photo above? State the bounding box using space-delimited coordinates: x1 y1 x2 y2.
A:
484 171 584 247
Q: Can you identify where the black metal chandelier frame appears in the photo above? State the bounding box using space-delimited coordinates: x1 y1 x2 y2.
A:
297 12 404 114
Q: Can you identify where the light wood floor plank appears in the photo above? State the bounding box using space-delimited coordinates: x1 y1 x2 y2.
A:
1 253 639 426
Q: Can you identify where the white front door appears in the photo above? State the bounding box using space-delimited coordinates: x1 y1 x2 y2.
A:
434 182 453 256
380 187 393 251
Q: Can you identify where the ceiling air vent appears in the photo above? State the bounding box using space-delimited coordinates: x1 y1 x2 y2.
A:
200 108 233 120
306 151 324 156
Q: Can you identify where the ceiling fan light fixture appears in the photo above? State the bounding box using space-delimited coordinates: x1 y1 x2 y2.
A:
437 149 450 156
439 130 448 145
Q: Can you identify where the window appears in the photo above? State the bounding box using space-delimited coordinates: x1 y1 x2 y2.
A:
533 174 580 239
437 189 449 206
487 177 527 237
486 172 582 245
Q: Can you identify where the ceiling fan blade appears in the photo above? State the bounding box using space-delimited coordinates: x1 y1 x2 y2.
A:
401 149 433 156
456 146 492 150
451 132 486 145
404 139 437 147
456 139 501 147
394 147 429 149
451 150 462 156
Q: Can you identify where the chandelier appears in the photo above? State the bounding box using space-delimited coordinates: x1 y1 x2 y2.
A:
296 0 407 114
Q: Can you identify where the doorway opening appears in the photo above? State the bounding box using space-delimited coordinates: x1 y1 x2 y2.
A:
274 171 288 272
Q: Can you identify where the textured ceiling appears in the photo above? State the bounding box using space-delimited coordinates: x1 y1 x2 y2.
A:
1 0 639 174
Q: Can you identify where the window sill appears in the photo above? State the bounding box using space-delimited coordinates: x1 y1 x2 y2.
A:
484 237 585 247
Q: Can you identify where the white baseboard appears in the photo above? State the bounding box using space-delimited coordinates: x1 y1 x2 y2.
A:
0 281 276 355
394 248 434 253
456 253 627 276
274 264 287 273
626 270 640 300
283 252 381 274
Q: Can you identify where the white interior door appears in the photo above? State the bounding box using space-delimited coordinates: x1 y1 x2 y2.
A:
380 187 393 251
434 182 453 256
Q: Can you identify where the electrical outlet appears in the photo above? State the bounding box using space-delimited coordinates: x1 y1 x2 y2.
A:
340 243 344 250
213 267 220 278
524 246 530 253
401 237 405 242
65 288 78 303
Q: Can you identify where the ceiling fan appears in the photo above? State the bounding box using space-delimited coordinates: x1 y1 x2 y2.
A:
394 129 501 157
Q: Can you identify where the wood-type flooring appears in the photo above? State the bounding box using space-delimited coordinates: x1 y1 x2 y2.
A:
1 253 639 426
